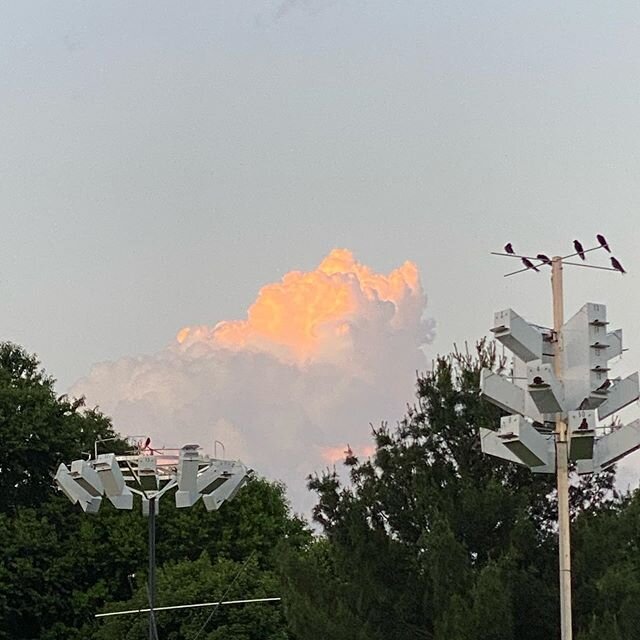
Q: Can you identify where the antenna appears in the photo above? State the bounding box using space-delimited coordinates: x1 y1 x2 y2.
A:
494 234 626 278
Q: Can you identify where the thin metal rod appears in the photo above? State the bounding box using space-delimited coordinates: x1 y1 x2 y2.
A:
560 245 602 261
562 261 618 271
497 244 608 277
504 258 616 278
551 257 572 640
490 252 549 260
504 265 546 277
492 245 603 262
95 597 282 618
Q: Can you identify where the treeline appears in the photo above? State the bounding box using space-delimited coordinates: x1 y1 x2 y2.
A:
0 341 639 639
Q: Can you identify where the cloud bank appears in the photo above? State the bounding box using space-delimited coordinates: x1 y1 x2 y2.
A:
71 249 432 511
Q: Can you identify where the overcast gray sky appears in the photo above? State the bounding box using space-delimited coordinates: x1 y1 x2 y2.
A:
2 2 640 492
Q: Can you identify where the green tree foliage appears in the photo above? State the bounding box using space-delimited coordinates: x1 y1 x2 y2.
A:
0 342 117 512
281 341 623 640
96 552 289 640
0 342 128 639
92 478 308 640
573 491 640 639
3 339 640 639
0 343 308 639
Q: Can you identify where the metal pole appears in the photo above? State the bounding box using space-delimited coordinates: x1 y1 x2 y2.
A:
148 496 157 640
551 256 572 640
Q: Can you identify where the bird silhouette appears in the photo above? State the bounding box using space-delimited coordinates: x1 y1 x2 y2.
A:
504 243 515 254
532 376 544 385
611 257 626 274
596 234 610 252
574 239 586 260
596 379 611 391
536 253 552 265
522 257 539 272
578 418 589 431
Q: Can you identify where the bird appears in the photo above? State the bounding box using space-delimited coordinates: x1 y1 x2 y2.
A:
504 243 515 254
596 234 610 252
611 257 626 274
578 418 589 431
536 253 552 265
532 376 544 385
596 379 611 391
574 239 586 260
522 257 539 272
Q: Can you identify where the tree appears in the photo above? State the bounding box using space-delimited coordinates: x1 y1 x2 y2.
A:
0 342 129 639
0 342 118 512
572 491 640 639
282 341 620 640
93 477 309 640
0 343 310 639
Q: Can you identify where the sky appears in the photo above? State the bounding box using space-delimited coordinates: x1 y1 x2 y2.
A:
2 1 640 507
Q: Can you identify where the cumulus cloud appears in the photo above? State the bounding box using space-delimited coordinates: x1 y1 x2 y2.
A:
71 249 432 512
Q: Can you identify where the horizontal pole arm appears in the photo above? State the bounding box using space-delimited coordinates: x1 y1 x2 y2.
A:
95 596 282 618
490 252 547 261
560 245 603 261
504 255 618 277
562 261 619 272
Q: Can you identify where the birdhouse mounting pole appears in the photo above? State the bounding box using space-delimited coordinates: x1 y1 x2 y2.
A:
148 496 158 640
552 256 572 640
486 236 635 640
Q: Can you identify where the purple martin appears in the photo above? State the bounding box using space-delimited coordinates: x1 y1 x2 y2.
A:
596 234 610 252
532 376 544 385
578 418 589 430
536 254 552 265
596 379 611 391
504 243 515 254
611 257 626 274
522 257 539 272
574 239 586 260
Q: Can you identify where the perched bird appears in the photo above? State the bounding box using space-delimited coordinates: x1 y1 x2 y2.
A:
522 257 539 272
578 418 589 431
596 379 611 391
574 239 586 260
611 257 626 274
596 234 610 252
532 376 544 385
536 253 552 265
504 243 515 254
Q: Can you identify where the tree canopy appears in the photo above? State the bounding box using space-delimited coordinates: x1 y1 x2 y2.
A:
2 340 640 639
280 342 631 640
0 342 308 640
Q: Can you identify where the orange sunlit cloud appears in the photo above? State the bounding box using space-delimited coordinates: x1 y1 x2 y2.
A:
73 249 430 512
176 248 424 364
